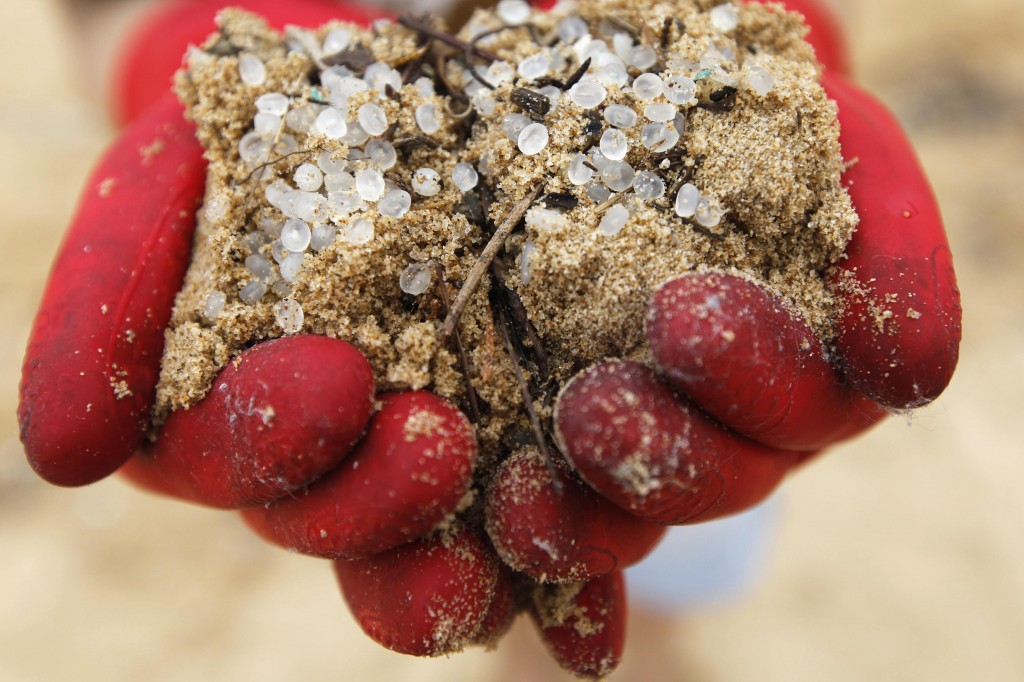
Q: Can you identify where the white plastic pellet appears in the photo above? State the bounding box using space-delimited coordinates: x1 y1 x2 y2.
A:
343 218 375 245
242 231 267 254
280 191 325 223
604 104 638 129
378 189 412 218
520 241 535 284
253 113 281 134
317 150 348 175
294 163 323 191
261 216 284 239
598 204 629 236
238 132 271 164
279 253 306 282
281 219 312 252
599 129 629 161
745 66 775 96
274 299 304 333
245 254 274 281
567 152 595 186
411 168 442 196
664 74 697 104
358 103 388 137
323 27 352 54
286 104 320 133
518 123 549 155
628 45 659 71
695 197 725 227
328 192 365 216
451 162 479 192
238 54 266 86
674 182 700 217
272 281 293 298
601 161 635 192
644 102 677 122
633 171 666 200
239 281 268 304
415 104 440 134
399 262 433 295
518 52 551 80
313 107 348 138
710 4 740 32
202 291 226 322
632 73 664 100
256 93 289 116
310 224 336 251
497 0 531 24
586 181 612 203
325 172 355 193
502 113 532 141
557 16 589 42
366 139 397 170
342 119 369 146
414 77 435 98
264 180 291 207
355 169 385 201
569 80 607 109
363 62 402 93
271 240 290 265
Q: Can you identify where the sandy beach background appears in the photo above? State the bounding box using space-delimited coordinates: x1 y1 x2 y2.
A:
1 1 1021 680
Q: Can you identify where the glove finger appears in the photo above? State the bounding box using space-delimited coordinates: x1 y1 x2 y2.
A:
334 525 500 657
824 74 962 408
748 0 850 75
647 271 885 452
19 95 205 487
554 361 801 525
113 0 390 125
120 335 374 508
241 391 476 558
485 448 666 583
529 572 627 680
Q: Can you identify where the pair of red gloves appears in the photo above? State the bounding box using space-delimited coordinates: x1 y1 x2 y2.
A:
19 0 961 676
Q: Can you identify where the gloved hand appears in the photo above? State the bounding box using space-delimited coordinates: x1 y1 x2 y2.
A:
19 0 961 678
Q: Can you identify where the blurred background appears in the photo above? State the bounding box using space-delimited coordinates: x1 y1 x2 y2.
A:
1 0 1022 680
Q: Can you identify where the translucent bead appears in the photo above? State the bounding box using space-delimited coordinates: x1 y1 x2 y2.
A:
316 151 347 175
272 281 293 298
323 27 352 54
601 161 635 192
242 231 267 254
279 253 305 282
604 104 637 129
256 93 289 116
451 162 479 192
664 75 697 104
632 171 666 200
271 240 291 265
310 223 336 251
364 62 402 93
238 132 271 165
261 216 284 239
202 291 226 322
399 262 433 295
518 123 549 155
378 189 412 218
414 77 435 98
640 121 679 152
644 102 677 122
745 66 775 96
283 190 326 223
612 33 634 62
293 163 323 191
415 104 440 134
598 204 629 236
281 219 312 252
502 113 532 141
569 80 607 109
325 172 355 193
343 218 375 244
567 152 594 185
252 113 280 135
366 139 397 170
556 16 587 42
411 168 442 196
599 129 629 161
342 119 369 146
286 104 320 133
239 281 268 304
632 73 664 100
354 169 385 201
628 45 658 71
586 181 611 203
245 254 273 281
710 4 739 32
238 54 266 86
539 85 562 112
485 60 516 86
519 241 535 284
518 52 551 80
314 107 348 138
358 103 388 137
473 94 498 115
497 0 530 24
264 179 291 207
695 197 725 227
597 61 630 87
674 182 700 217
274 299 304 333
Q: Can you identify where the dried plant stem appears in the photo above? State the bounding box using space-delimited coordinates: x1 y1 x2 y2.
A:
398 16 501 63
439 186 541 342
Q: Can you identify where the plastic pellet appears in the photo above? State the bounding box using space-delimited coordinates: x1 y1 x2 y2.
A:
518 123 549 155
598 204 629 236
274 299 304 333
399 263 433 295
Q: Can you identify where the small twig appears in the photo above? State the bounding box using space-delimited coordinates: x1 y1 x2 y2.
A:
434 264 481 424
494 302 562 494
398 15 500 62
563 57 592 90
439 186 542 342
